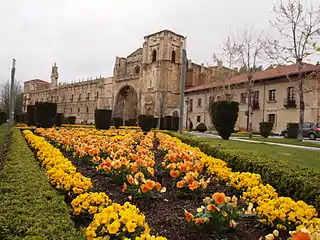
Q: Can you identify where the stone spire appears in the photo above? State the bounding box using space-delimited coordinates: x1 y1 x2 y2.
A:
51 62 59 88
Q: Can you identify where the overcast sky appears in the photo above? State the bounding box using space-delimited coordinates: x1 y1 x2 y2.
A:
0 0 319 85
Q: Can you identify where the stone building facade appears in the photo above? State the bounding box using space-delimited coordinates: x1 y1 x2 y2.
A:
23 30 194 123
185 63 320 133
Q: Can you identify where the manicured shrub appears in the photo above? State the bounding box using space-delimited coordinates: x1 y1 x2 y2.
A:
259 122 274 138
35 102 57 128
94 109 112 130
27 105 35 126
160 117 166 130
209 101 239 140
68 116 76 124
113 118 123 129
196 123 207 132
124 119 136 126
138 115 155 132
171 117 179 131
164 116 172 130
0 129 83 239
167 132 320 211
55 113 64 127
287 123 299 138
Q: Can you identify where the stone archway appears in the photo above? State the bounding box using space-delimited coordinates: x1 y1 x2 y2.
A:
114 85 138 125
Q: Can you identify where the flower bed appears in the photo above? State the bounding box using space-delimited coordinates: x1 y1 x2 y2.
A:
26 128 320 239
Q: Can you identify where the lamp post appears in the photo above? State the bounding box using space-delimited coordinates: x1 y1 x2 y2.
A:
185 98 189 130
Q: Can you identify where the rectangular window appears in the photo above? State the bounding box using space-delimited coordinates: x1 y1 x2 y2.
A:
209 96 214 105
197 116 201 123
240 93 247 104
96 92 99 99
269 89 276 101
268 114 276 124
189 99 193 112
197 98 202 107
288 87 295 100
252 91 259 103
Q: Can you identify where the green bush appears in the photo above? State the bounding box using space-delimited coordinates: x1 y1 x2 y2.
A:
138 115 155 132
0 129 83 239
27 105 35 126
171 117 179 131
124 119 136 126
0 112 7 124
55 113 64 127
166 132 320 211
68 116 76 124
95 109 112 130
209 101 239 140
113 118 123 129
259 122 274 138
196 123 207 132
287 123 299 138
35 102 57 128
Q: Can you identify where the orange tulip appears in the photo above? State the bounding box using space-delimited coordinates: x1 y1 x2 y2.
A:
155 182 162 191
188 181 199 191
122 183 127 193
212 192 225 205
145 180 156 190
127 175 134 185
184 210 194 222
194 218 206 225
291 230 311 240
207 204 219 212
147 167 155 177
184 174 194 184
141 184 149 193
170 170 180 178
176 180 185 188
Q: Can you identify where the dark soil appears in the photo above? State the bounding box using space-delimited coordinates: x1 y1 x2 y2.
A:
58 141 290 240
0 132 11 174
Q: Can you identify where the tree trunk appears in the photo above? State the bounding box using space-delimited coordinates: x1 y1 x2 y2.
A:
247 85 253 138
298 83 305 141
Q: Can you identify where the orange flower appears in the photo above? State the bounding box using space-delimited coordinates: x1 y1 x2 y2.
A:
184 210 194 222
113 160 122 169
188 181 199 191
291 230 311 240
145 180 156 190
194 218 206 225
176 180 185 188
122 183 127 193
141 184 149 193
170 170 180 178
155 182 162 191
184 174 194 184
127 175 134 185
212 192 225 205
207 204 219 212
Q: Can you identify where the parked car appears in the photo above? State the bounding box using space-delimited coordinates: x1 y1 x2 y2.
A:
280 122 320 140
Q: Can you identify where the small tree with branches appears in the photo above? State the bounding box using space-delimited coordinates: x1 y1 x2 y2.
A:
267 0 320 140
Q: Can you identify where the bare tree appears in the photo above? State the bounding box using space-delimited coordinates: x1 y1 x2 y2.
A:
267 0 320 140
220 29 266 138
157 90 177 129
0 80 23 115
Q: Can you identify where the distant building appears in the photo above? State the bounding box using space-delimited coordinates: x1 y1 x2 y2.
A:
23 29 225 124
185 63 320 133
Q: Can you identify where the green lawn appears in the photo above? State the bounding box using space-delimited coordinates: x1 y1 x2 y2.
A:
0 123 9 145
191 135 320 171
236 136 320 148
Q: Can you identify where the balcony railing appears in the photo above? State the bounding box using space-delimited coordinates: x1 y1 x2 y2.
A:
284 98 296 108
252 101 260 110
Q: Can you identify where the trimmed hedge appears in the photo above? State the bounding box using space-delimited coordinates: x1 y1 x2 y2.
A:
67 116 76 124
287 123 299 138
95 109 112 130
138 115 155 132
166 131 320 211
27 105 35 126
259 122 274 138
35 102 57 128
0 129 83 239
113 118 123 129
55 113 64 127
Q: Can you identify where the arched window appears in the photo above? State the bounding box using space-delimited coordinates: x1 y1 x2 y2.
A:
86 107 89 113
152 50 157 62
78 108 80 113
134 66 140 75
87 93 90 100
70 108 72 113
171 50 176 63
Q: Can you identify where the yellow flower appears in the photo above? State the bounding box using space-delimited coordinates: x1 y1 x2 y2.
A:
125 220 137 233
107 220 121 234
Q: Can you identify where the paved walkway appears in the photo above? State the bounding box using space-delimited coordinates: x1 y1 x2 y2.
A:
186 131 320 151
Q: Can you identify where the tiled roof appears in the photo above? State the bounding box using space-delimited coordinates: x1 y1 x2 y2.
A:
185 63 320 93
25 79 50 84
